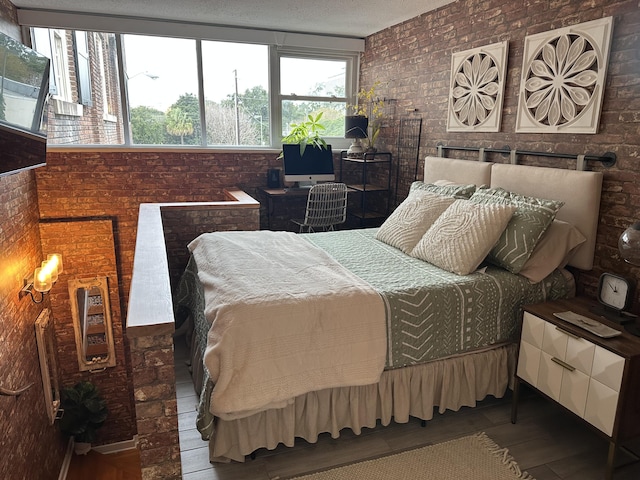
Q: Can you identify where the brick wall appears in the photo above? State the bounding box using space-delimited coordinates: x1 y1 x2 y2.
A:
38 149 280 299
0 172 68 479
3 1 639 474
362 0 640 307
129 331 180 480
36 150 273 451
0 2 68 478
39 219 136 445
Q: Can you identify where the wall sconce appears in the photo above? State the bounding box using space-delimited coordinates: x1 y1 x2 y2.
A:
619 222 640 266
20 253 63 303
345 115 368 156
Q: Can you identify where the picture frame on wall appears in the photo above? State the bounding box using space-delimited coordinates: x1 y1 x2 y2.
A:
446 40 509 132
515 16 614 134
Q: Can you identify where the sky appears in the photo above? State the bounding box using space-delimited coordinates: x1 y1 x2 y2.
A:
123 34 346 112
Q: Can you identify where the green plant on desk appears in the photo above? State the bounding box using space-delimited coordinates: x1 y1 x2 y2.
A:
278 112 328 158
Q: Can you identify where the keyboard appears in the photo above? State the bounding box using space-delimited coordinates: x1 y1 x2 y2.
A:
553 311 622 338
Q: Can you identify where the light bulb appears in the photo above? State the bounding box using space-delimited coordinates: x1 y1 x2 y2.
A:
33 267 52 292
47 253 63 275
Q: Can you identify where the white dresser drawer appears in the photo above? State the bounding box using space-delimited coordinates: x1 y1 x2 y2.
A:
591 346 624 392
584 379 619 436
515 299 640 480
522 312 545 347
516 339 541 386
517 312 624 434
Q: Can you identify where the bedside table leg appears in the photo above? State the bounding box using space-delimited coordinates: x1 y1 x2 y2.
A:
606 441 616 480
511 378 520 424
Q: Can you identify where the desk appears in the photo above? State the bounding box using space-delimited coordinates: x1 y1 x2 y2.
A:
260 187 311 230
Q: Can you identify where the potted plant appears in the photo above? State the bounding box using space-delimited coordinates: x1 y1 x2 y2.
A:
348 81 386 152
58 380 108 455
278 111 328 158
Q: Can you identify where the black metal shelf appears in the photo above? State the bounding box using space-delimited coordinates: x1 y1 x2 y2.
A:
340 151 392 227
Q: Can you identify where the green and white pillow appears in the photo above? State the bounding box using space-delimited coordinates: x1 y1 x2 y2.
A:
469 186 564 274
375 190 455 253
411 200 516 276
410 181 476 199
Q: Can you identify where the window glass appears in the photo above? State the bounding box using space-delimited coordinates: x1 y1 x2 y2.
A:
282 100 346 137
32 27 124 144
201 41 269 146
29 26 357 148
123 34 199 145
74 31 92 106
279 56 347 138
280 57 346 97
52 30 72 102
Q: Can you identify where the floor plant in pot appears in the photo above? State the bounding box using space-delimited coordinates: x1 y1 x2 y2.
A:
58 380 108 455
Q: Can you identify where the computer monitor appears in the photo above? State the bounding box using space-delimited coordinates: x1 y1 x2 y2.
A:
282 144 335 186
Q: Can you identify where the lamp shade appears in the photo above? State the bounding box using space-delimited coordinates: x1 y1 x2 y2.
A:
619 221 640 266
345 115 368 139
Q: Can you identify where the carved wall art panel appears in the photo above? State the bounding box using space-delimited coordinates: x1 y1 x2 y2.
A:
447 41 508 132
516 17 613 133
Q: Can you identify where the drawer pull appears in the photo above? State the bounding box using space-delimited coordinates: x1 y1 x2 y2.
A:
555 326 580 340
551 357 576 372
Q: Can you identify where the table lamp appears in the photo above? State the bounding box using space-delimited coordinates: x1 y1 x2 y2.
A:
345 115 368 156
619 221 640 266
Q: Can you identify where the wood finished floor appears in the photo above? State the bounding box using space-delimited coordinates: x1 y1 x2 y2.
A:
67 448 141 480
72 339 640 479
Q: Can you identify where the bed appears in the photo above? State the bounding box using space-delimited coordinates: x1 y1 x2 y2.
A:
174 156 603 463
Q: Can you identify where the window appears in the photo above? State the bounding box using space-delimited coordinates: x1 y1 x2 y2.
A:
95 33 118 122
52 30 72 103
29 26 359 148
74 31 92 106
278 54 352 140
123 34 199 145
201 41 269 146
32 27 83 118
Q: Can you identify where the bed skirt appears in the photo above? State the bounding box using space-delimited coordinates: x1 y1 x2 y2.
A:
188 331 517 463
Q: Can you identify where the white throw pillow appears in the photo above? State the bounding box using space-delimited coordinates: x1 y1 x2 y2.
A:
411 200 516 275
375 190 455 253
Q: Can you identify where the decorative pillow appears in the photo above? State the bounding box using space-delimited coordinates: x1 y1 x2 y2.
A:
411 200 516 275
410 181 476 199
469 186 564 274
375 190 456 253
519 220 586 283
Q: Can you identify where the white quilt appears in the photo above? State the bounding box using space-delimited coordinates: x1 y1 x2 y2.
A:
188 230 387 420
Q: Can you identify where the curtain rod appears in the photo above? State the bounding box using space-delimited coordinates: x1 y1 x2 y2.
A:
436 143 616 169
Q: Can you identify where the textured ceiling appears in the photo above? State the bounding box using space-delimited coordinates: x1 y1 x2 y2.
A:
12 0 456 37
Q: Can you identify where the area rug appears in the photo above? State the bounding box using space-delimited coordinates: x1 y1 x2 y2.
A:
290 432 534 480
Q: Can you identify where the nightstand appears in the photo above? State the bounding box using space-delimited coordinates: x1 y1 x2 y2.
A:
511 297 640 480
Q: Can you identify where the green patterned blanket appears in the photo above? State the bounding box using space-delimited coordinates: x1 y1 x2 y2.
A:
176 228 573 372
303 228 573 369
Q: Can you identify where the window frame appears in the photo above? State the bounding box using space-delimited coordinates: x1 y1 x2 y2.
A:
272 47 358 150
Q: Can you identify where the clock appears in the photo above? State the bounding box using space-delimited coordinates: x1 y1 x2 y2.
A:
597 272 633 312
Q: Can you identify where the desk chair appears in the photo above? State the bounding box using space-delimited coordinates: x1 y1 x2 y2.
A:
292 183 348 233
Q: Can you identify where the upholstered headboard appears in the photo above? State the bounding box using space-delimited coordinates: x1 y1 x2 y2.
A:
423 156 603 270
